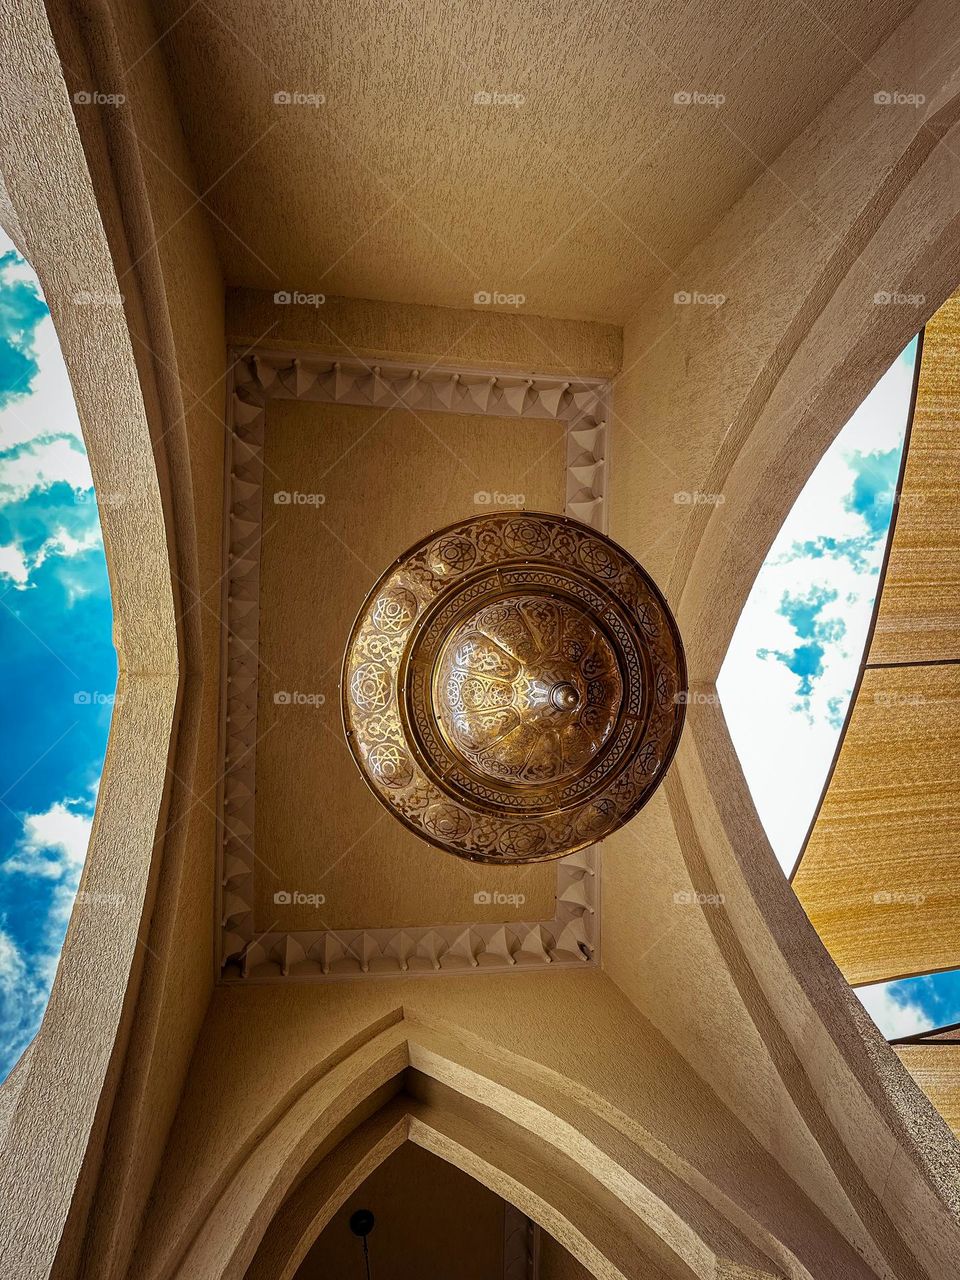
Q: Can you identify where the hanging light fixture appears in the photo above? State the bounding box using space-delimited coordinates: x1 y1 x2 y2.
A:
350 1208 375 1280
342 512 686 863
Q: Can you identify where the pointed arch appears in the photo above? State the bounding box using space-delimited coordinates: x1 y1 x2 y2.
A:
144 1014 878 1280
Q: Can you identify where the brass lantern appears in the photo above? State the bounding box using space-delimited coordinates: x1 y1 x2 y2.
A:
342 512 686 864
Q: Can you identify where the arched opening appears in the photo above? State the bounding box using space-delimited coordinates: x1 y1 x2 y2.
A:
706 276 960 1119
214 1080 742 1280
716 337 918 879
646 166 960 1267
0 229 116 1080
277 1141 558 1280
788 289 960 1049
145 1015 883 1280
0 4 200 1272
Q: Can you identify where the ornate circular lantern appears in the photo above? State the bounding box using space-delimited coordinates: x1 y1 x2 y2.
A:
341 512 686 864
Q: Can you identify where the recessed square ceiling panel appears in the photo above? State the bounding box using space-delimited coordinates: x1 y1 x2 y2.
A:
256 398 563 930
219 350 609 978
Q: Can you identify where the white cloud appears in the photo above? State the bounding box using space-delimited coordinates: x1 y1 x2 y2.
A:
837 347 918 455
33 523 103 569
0 315 83 454
0 523 103 591
0 436 93 503
3 801 92 881
0 228 84 457
0 925 46 1074
0 250 36 287
855 983 930 1039
0 230 92 510
0 233 107 612
0 543 29 584
0 800 97 1072
0 927 27 989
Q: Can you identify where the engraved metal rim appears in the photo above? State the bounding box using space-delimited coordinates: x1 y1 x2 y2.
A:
340 513 687 864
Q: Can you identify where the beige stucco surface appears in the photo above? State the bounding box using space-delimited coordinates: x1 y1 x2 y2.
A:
0 0 221 1275
151 0 913 323
133 972 878 1280
46 0 229 1271
596 1 960 1262
255 397 565 928
541 1231 603 1280
227 288 623 378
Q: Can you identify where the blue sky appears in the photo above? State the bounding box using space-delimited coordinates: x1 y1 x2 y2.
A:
719 337 960 1039
0 232 116 1079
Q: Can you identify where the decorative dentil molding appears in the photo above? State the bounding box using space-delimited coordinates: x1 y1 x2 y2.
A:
219 348 610 980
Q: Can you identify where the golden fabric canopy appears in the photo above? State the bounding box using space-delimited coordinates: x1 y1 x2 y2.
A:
794 291 960 986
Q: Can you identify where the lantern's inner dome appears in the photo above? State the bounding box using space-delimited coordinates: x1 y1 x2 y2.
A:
433 594 623 788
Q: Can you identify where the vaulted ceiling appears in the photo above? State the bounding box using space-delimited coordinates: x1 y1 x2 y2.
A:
150 0 915 322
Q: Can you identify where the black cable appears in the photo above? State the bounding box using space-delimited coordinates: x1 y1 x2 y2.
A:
349 1206 375 1280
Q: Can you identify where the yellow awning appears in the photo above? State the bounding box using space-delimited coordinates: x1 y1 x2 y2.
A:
793 292 960 986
